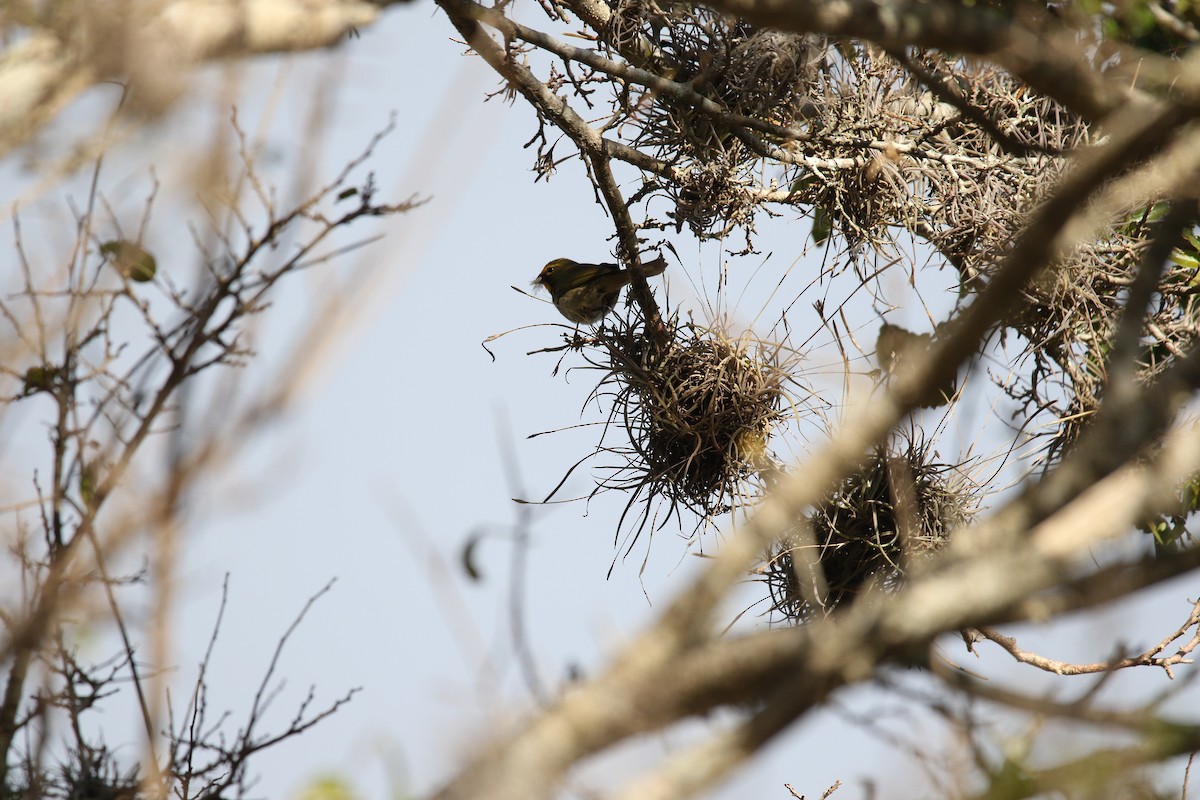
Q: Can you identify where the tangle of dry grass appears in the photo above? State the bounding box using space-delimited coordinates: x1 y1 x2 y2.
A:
535 306 806 554
763 436 977 623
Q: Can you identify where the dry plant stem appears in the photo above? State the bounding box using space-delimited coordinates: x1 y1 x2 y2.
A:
0 276 243 671
975 602 1200 677
0 649 32 791
162 578 358 797
168 576 232 800
585 151 668 342
0 177 410 665
81 523 160 773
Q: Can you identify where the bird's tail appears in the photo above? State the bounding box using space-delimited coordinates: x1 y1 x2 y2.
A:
640 253 668 277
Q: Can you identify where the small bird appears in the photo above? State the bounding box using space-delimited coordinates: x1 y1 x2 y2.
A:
532 256 667 324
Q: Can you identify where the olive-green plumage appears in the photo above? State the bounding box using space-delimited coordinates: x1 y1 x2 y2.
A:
533 257 667 324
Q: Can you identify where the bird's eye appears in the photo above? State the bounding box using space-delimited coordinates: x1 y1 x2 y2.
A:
544 265 555 274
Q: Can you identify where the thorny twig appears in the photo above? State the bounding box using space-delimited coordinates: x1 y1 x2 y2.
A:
973 598 1200 678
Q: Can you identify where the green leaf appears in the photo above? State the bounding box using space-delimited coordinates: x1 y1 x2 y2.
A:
296 775 359 800
101 240 158 283
789 172 817 194
811 206 832 246
22 365 57 395
80 463 97 510
1169 247 1199 269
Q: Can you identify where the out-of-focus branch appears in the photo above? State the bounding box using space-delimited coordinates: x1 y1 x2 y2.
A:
698 0 1141 123
431 411 1200 800
612 673 821 800
0 0 382 156
960 722 1200 800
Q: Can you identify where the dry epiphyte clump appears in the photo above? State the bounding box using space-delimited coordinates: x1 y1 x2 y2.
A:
601 1 826 240
722 28 821 123
763 439 975 623
1004 205 1200 466
594 314 792 519
607 2 822 131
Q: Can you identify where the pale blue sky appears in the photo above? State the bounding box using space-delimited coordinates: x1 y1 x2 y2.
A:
3 4 1198 799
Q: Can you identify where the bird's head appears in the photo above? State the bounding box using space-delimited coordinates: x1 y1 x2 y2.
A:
533 258 579 293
